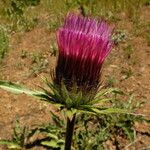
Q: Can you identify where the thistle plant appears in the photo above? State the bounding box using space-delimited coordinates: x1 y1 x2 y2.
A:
0 14 129 150
55 14 114 149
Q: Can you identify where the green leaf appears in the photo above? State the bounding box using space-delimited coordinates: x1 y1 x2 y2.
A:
79 105 128 115
92 107 128 114
65 110 74 119
88 98 112 105
0 80 48 99
0 80 65 108
50 111 64 127
0 140 22 149
117 123 134 142
27 127 40 139
61 83 70 99
66 97 73 107
95 88 124 99
75 91 83 104
122 126 134 142
41 140 59 148
47 133 58 140
57 139 64 144
46 83 62 100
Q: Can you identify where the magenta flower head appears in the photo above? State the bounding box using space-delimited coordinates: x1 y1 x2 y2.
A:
55 14 114 92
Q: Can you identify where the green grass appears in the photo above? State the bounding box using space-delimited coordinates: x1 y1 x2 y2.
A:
0 0 148 32
0 25 9 63
123 44 134 59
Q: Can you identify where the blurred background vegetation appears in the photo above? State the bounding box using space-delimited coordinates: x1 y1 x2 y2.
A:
0 0 149 32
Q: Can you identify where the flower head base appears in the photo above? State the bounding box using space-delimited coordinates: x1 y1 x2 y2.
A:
55 14 114 91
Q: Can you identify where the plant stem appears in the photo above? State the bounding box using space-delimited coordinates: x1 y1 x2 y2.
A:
64 114 76 150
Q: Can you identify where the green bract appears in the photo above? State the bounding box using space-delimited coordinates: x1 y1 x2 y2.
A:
0 80 128 115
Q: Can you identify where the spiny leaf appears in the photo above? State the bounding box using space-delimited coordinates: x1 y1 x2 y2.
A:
91 107 128 114
94 88 124 99
0 80 48 99
61 83 70 99
88 98 112 105
66 97 73 107
75 91 83 105
79 105 129 115
43 78 62 100
0 80 67 111
48 84 61 100
50 111 64 127
0 80 65 106
43 81 65 104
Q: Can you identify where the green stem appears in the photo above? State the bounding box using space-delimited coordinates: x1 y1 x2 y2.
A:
64 114 76 150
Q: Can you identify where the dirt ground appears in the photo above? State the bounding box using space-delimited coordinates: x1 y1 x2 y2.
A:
0 5 150 150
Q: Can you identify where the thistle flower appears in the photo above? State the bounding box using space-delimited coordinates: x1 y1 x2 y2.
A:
55 14 114 91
